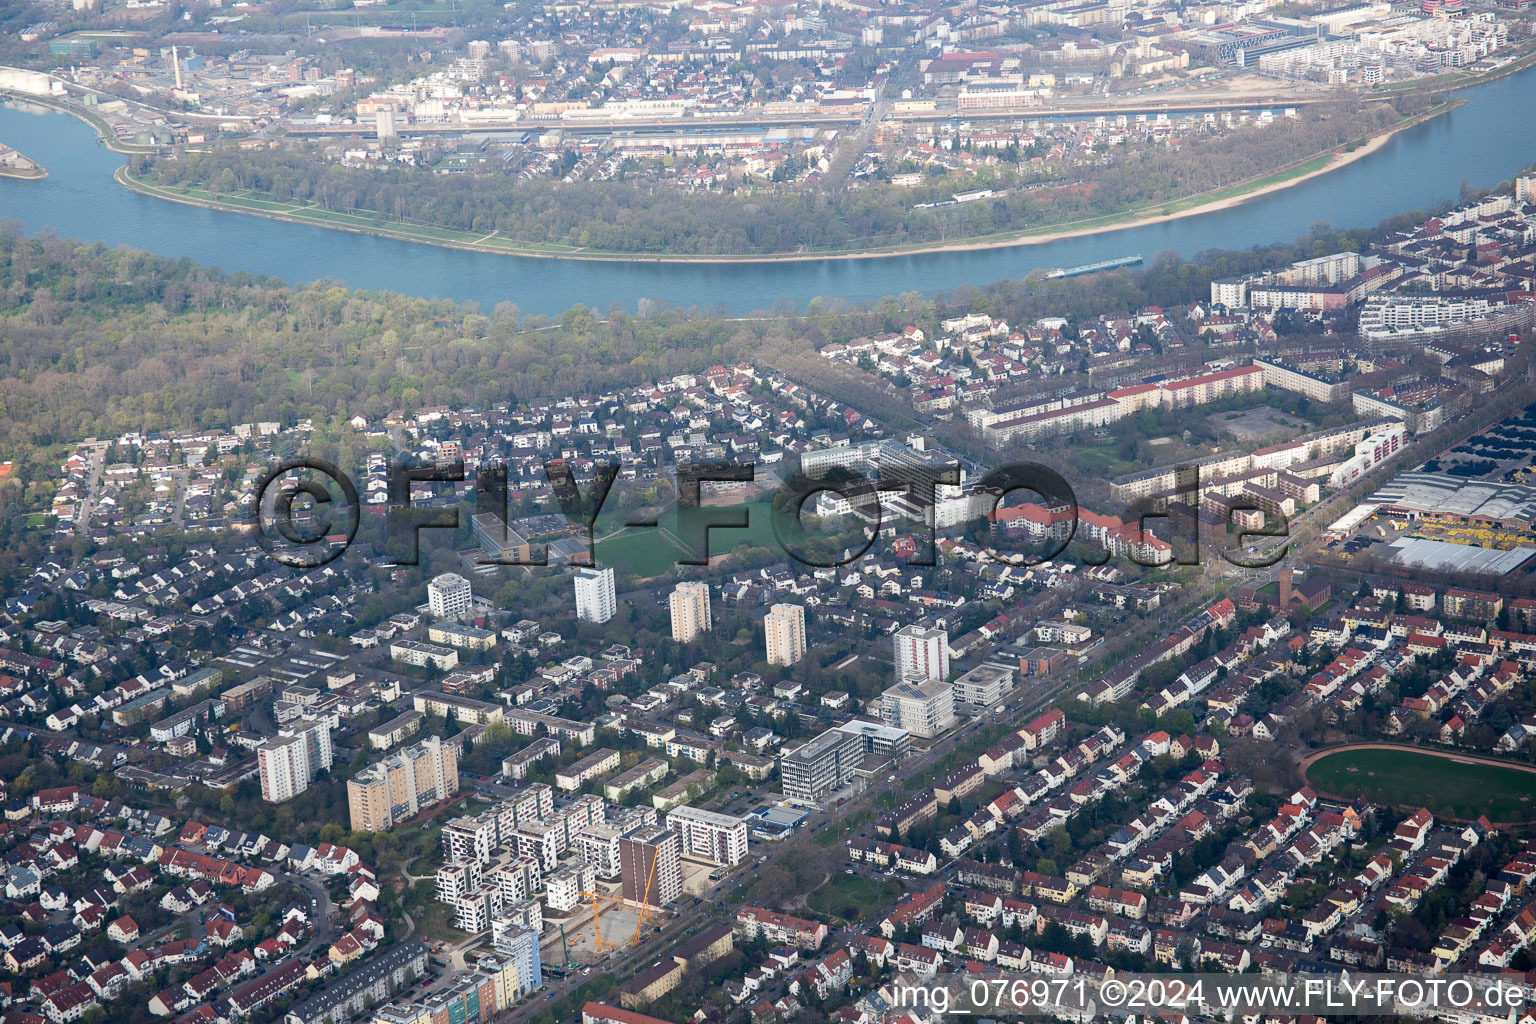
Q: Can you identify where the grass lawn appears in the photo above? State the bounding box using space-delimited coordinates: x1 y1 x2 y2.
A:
805 875 893 923
1063 441 1137 478
403 879 471 942
685 497 781 554
597 498 779 578
1306 748 1536 821
595 528 685 579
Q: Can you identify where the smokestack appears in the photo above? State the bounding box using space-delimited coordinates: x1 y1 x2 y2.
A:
173 46 182 90
1279 568 1293 607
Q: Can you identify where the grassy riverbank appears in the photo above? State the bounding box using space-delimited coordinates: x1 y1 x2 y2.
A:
0 64 1471 263
114 97 1460 264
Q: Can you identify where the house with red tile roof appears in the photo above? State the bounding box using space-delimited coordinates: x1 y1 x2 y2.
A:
106 916 138 943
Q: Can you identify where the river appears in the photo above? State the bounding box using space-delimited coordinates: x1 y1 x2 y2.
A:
1 66 1535 317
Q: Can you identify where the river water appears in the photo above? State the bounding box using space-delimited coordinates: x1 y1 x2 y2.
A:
1 66 1534 316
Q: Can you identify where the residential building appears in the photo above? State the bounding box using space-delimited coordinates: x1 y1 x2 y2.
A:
390 640 459 671
427 623 497 650
666 806 749 866
283 938 428 1024
733 907 828 950
348 735 459 832
427 572 473 620
619 826 682 909
482 935 541 1001
368 710 424 751
951 663 1015 707
880 677 956 739
412 692 506 725
669 582 712 643
575 567 617 624
290 719 333 776
442 815 499 866
764 603 806 666
893 624 950 682
256 721 330 803
555 748 622 792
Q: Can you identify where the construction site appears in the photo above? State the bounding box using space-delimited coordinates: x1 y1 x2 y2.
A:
544 833 678 969
546 891 647 966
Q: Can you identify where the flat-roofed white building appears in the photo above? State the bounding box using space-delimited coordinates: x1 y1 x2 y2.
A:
391 640 459 671
543 862 594 913
951 663 1015 708
880 677 956 738
427 572 473 620
555 748 621 793
666 805 749 866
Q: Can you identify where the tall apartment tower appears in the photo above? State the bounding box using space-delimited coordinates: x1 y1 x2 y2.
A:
256 720 333 803
764 603 806 666
893 624 950 682
427 572 473 620
1517 174 1536 206
347 735 459 832
487 927 542 997
289 719 333 776
257 733 310 803
619 825 682 909
573 566 616 624
669 581 712 643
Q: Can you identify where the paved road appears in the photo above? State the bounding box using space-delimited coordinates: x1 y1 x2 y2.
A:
283 870 338 943
171 465 190 528
76 448 105 535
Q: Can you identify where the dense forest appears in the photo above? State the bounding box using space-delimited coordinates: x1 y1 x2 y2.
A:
131 96 1408 256
0 204 1445 527
0 226 792 452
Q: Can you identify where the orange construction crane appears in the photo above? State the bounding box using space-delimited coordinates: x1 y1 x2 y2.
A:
583 855 665 953
579 890 618 953
632 848 659 943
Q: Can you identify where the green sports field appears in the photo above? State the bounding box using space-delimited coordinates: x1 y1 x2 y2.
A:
1305 747 1536 821
596 498 780 578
